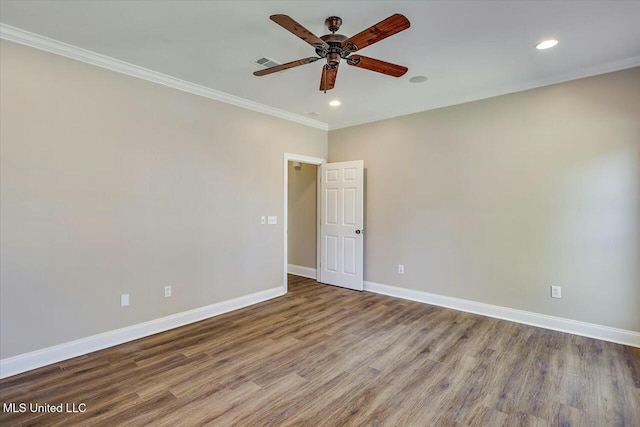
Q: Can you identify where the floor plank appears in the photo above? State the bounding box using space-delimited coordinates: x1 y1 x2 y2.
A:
1 275 638 426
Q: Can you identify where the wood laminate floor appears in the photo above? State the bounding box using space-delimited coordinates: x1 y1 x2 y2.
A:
1 275 639 426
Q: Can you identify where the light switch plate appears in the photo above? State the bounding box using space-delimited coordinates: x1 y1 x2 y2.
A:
260 216 266 225
268 216 277 225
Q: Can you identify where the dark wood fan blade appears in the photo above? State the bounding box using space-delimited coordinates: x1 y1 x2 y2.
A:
344 14 410 52
346 55 408 77
319 65 339 91
270 14 330 49
253 57 320 76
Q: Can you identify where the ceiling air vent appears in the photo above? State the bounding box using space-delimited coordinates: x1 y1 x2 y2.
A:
255 57 281 68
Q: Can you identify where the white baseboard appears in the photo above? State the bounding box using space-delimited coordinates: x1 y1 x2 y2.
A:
287 264 317 280
0 286 285 379
364 281 640 348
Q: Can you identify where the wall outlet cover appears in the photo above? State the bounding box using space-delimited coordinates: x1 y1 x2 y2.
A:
268 216 277 225
551 286 562 299
121 293 130 307
164 286 172 298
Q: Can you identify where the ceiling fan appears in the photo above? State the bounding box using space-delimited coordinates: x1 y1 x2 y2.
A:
253 14 411 92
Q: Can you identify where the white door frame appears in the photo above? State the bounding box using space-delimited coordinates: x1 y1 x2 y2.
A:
283 153 326 292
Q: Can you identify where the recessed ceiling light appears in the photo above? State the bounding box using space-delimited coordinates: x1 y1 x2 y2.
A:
329 100 341 107
536 39 558 50
409 76 428 83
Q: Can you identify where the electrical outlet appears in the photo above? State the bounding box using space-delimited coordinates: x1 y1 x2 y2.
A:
121 293 130 307
164 286 172 298
551 285 562 299
268 216 277 225
398 264 405 274
260 216 266 225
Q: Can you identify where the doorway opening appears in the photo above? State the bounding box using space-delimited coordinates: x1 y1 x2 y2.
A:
287 160 318 280
283 153 325 292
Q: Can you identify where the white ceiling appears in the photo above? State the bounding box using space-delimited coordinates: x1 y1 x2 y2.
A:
1 0 639 130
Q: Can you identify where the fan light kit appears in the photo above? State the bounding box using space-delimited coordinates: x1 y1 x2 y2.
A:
254 14 411 92
329 100 341 107
536 39 558 50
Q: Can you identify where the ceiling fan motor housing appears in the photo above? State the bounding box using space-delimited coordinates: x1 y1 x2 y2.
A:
317 32 352 66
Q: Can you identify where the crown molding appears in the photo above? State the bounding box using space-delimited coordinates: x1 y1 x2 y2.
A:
329 55 640 130
2 23 637 133
0 23 329 131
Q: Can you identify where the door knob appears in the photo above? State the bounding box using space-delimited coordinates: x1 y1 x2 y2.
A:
355 229 362 234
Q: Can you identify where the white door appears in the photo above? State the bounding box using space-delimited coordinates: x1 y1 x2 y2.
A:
319 160 364 291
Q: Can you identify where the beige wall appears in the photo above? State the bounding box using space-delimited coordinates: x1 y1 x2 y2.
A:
329 67 640 332
1 38 637 362
0 40 327 358
287 162 317 269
